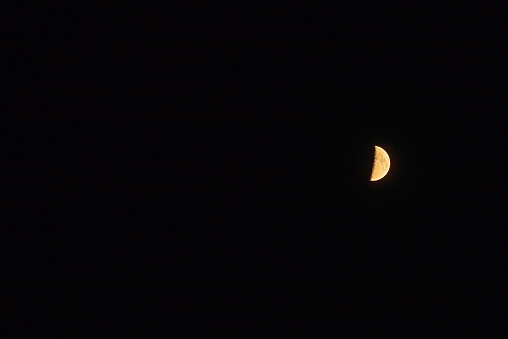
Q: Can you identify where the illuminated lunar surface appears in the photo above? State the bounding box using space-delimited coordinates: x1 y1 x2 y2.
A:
370 146 390 181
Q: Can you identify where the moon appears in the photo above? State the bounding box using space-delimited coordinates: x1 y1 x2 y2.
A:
370 146 390 181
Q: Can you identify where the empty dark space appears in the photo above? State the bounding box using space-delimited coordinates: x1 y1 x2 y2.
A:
4 4 507 334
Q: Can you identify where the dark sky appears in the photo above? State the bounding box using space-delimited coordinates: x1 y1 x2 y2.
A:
5 4 507 334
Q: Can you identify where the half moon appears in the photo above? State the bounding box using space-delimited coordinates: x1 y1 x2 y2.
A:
370 146 390 181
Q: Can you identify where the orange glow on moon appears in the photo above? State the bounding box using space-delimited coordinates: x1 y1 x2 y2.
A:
370 146 390 181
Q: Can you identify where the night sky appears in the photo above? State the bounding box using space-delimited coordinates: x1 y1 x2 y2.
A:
5 4 507 334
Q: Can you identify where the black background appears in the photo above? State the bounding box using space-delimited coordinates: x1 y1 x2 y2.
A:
4 4 508 335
